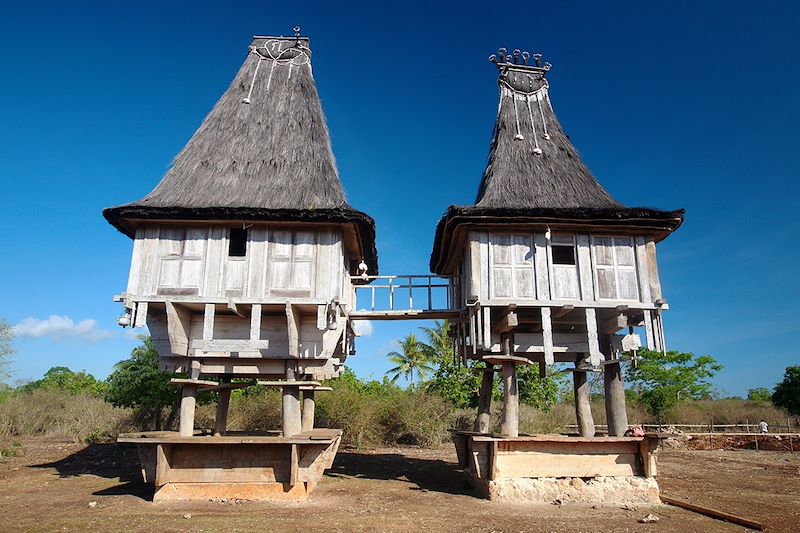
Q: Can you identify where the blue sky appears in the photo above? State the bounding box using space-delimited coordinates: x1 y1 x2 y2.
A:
1 1 798 397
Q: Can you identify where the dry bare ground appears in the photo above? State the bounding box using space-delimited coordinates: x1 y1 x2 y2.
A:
0 437 798 532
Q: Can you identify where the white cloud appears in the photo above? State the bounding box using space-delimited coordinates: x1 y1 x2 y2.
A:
351 320 373 337
13 315 114 342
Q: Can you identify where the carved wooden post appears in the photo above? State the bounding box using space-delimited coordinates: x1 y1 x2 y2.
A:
302 390 316 432
500 362 519 437
282 366 302 437
499 334 519 437
214 376 232 436
573 354 595 437
179 385 197 437
604 360 629 436
179 360 201 437
474 369 494 433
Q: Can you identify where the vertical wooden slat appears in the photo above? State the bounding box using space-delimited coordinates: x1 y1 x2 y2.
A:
634 236 652 304
478 232 490 301
541 306 554 365
250 304 262 340
643 310 656 350
576 234 595 301
533 233 550 300
482 306 492 351
134 301 148 328
585 308 602 367
645 238 663 303
286 303 299 357
203 304 215 341
126 228 144 294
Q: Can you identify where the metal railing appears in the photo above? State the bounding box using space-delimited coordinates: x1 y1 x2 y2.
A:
352 275 457 313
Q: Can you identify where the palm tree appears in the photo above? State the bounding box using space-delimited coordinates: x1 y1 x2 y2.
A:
419 320 454 364
385 333 435 386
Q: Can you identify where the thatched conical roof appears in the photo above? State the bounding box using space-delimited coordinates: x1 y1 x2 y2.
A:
104 34 377 271
430 49 683 274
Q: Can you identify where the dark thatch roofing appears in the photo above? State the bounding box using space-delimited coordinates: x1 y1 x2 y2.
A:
430 50 683 274
104 34 377 271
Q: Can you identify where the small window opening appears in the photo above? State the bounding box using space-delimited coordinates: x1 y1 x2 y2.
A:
228 228 248 257
552 244 576 265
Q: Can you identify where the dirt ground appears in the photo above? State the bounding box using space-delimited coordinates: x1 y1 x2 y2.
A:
0 437 798 532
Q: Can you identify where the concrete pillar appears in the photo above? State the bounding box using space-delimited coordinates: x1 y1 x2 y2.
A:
302 390 316 432
604 360 629 436
282 366 302 437
179 385 197 437
573 355 595 437
214 376 232 436
474 369 494 433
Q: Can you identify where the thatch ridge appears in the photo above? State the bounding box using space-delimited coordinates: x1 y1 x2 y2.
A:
104 35 377 270
475 67 620 209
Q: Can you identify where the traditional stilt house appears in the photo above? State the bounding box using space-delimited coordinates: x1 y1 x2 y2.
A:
437 49 684 501
104 31 376 500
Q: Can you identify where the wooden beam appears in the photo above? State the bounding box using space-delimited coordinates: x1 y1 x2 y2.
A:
286 303 300 358
302 390 316 432
585 308 603 367
499 361 519 438
482 306 492 351
214 377 232 436
179 385 197 437
191 339 270 352
203 304 215 341
643 310 656 349
603 314 628 335
660 496 764 531
226 300 245 318
553 304 574 319
604 361 629 436
574 354 595 437
494 310 518 334
165 301 191 356
576 234 594 301
541 307 554 365
134 301 148 328
474 369 494 433
282 366 302 437
245 303 260 341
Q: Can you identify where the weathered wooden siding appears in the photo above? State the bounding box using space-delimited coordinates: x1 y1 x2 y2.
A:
126 225 348 301
462 231 663 308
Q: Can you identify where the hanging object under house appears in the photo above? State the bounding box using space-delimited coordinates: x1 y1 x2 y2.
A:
435 48 684 502
104 31 376 501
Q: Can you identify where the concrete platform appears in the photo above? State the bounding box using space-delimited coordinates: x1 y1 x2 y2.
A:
119 429 342 501
451 431 661 503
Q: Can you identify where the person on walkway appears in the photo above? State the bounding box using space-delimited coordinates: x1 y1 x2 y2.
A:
759 419 768 434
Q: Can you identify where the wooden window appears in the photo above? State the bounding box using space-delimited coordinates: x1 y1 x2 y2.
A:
228 228 248 257
157 227 206 294
490 233 534 299
549 235 580 299
268 230 316 294
592 236 638 300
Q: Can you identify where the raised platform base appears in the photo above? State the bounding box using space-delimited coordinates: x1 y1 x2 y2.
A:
119 429 342 502
487 476 660 504
451 431 661 504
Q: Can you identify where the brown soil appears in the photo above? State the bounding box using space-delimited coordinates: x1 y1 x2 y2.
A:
0 437 798 532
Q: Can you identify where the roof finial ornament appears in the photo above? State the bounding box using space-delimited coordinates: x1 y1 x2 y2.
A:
513 49 521 64
522 51 530 66
293 26 301 38
533 54 542 67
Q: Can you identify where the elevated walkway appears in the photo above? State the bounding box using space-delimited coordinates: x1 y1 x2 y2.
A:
349 275 461 321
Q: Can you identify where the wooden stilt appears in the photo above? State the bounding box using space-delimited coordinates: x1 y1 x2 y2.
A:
214 376 232 436
282 366 302 437
499 334 519 437
474 369 494 433
179 385 197 437
604 360 629 436
573 355 595 437
302 390 316 432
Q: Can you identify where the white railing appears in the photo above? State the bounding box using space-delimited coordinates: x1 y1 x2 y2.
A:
352 275 457 313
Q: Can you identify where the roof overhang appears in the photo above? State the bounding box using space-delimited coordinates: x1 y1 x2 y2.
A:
430 205 685 274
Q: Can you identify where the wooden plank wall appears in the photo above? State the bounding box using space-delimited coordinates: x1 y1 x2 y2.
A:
126 225 348 302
